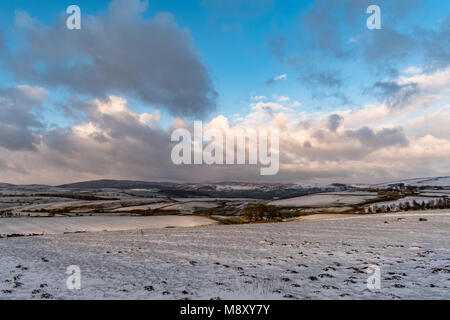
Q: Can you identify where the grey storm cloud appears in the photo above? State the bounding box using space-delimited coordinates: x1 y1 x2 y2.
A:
4 0 217 118
281 132 400 164
43 128 79 154
370 81 419 109
0 86 46 151
34 96 268 183
345 126 409 149
38 98 174 179
327 114 344 132
282 120 409 163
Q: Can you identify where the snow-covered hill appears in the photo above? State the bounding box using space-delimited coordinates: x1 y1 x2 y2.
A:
371 176 450 188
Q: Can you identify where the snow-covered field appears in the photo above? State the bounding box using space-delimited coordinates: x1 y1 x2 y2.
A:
0 216 217 236
1 198 169 216
269 192 379 207
419 189 450 197
112 202 173 213
0 210 448 300
159 201 220 213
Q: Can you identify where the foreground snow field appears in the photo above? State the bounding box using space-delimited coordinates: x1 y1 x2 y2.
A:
0 210 449 300
0 216 217 236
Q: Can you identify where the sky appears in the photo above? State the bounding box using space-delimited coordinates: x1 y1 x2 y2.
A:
0 0 450 185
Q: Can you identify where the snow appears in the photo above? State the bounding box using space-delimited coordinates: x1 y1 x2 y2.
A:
0 210 448 299
112 200 221 214
0 216 217 236
2 199 170 216
269 192 378 207
420 193 450 197
409 177 450 187
160 201 219 213
375 176 450 188
215 185 259 191
419 189 450 197
172 198 257 202
0 197 74 209
112 203 172 212
421 189 450 193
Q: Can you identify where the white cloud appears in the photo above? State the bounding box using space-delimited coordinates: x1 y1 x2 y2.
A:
402 66 423 75
276 95 290 102
250 95 267 101
274 74 287 81
266 73 288 85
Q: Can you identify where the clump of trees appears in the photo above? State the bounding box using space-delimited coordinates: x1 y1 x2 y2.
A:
242 204 298 222
368 197 450 213
0 210 14 218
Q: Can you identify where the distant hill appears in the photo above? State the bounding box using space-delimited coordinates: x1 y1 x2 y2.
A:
59 180 178 190
1 176 448 199
58 180 347 199
374 176 450 188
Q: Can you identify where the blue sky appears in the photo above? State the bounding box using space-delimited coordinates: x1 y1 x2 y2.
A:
0 0 450 184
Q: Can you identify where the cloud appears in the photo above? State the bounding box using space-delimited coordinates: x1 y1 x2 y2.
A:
267 0 450 107
300 68 343 89
34 96 175 181
250 95 267 101
0 85 47 151
327 114 344 132
295 0 423 64
266 73 287 85
417 16 450 70
0 92 449 184
299 67 349 105
276 96 290 102
345 126 409 149
403 66 423 75
371 81 419 109
368 66 450 109
3 0 217 118
362 28 416 75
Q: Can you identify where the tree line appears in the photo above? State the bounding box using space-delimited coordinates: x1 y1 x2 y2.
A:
367 197 450 213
